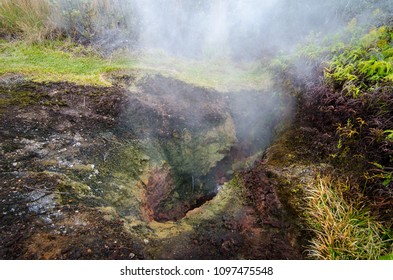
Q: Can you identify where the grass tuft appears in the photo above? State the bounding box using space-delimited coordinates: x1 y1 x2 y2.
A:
0 0 53 41
305 176 392 260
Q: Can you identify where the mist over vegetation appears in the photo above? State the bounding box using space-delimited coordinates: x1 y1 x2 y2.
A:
132 0 393 58
2 0 392 58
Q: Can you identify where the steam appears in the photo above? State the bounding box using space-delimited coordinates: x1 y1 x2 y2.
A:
48 0 392 205
51 0 392 59
130 0 392 59
132 0 282 58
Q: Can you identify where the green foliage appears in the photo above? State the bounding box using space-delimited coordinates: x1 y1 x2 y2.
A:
324 26 393 97
367 162 393 188
384 130 393 142
332 118 364 159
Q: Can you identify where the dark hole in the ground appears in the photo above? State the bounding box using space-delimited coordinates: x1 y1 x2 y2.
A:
118 75 284 222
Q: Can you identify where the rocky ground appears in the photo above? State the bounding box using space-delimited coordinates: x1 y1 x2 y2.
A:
0 73 307 259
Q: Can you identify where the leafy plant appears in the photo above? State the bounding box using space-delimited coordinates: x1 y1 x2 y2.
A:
384 130 393 142
323 26 393 97
367 162 393 187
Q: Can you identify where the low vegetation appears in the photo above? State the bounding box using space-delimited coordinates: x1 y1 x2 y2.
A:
281 20 393 259
0 0 137 44
324 26 393 98
0 39 136 85
305 176 391 260
0 0 52 41
0 39 270 90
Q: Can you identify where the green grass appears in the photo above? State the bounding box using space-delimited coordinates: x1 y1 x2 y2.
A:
379 253 393 260
0 0 272 90
0 40 272 90
0 40 137 86
136 50 273 92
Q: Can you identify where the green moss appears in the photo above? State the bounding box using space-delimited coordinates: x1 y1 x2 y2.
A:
0 88 44 107
96 144 151 217
99 144 149 180
183 175 245 224
162 118 236 176
55 176 93 204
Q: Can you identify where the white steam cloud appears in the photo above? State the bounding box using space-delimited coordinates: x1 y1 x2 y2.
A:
52 0 392 58
130 0 392 59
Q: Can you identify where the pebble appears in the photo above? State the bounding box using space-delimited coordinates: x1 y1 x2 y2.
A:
129 253 135 259
143 239 149 245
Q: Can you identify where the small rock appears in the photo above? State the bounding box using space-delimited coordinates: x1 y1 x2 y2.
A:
143 239 149 245
12 162 18 167
129 253 135 259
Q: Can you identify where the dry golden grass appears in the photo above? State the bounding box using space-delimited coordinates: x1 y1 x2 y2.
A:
0 0 54 41
305 176 391 259
0 0 134 42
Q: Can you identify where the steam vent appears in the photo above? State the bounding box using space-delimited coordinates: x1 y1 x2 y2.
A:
1 0 392 261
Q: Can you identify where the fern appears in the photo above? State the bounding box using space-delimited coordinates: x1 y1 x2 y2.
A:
323 26 393 96
384 130 393 142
